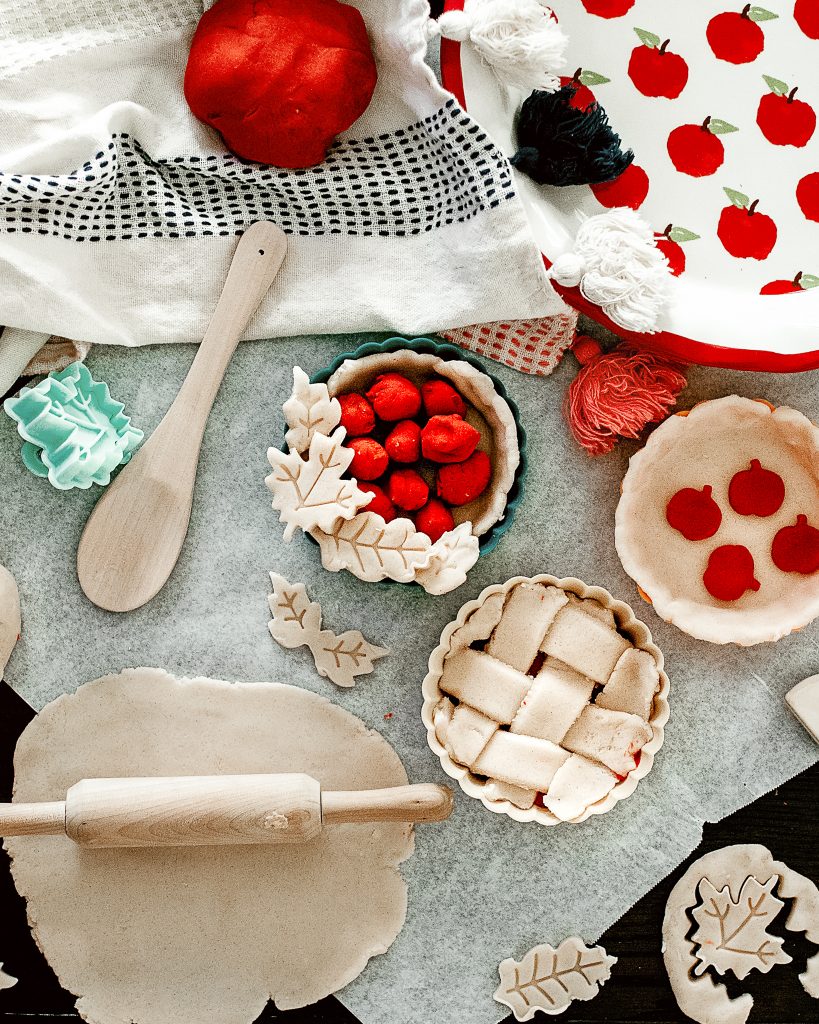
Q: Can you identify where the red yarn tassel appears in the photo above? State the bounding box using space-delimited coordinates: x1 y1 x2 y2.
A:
564 335 687 456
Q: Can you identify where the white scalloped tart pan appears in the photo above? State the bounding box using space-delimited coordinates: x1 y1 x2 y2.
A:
421 574 670 826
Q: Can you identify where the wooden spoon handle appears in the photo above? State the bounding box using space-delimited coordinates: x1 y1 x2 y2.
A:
171 221 288 435
322 783 454 825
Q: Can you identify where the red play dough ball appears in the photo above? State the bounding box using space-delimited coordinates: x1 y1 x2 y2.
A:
359 483 396 523
437 451 492 506
347 437 388 481
414 499 455 543
728 459 785 517
421 415 481 464
384 420 421 463
366 373 422 421
703 545 761 602
666 485 722 540
184 0 377 168
387 469 429 512
421 379 467 417
771 515 819 574
338 393 375 437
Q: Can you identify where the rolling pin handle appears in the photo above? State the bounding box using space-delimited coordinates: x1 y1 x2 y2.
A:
0 800 66 837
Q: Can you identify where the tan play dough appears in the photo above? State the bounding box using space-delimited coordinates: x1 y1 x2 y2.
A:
0 965 16 990
0 564 20 677
663 844 819 1024
5 668 414 1024
616 396 819 645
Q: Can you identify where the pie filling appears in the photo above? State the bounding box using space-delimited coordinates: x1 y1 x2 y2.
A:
432 582 661 822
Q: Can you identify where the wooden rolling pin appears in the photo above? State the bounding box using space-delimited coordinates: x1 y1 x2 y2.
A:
0 774 453 849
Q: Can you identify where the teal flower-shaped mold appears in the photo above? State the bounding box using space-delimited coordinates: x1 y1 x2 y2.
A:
4 361 143 490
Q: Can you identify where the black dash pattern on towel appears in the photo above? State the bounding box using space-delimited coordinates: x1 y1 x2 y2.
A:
0 100 516 242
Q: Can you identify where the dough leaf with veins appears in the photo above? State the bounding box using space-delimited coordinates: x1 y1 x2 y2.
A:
0 965 16 991
266 428 370 541
314 511 431 584
415 522 480 596
691 875 790 980
283 367 341 454
268 573 388 688
495 936 616 1020
663 844 819 1024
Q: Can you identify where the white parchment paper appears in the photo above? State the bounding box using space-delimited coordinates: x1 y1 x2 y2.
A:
0 334 816 1024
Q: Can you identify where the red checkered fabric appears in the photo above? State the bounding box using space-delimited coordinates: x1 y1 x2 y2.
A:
440 310 578 376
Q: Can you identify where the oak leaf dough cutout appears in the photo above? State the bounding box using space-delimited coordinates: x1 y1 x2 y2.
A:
663 844 819 1024
495 936 616 1020
268 572 388 687
6 668 413 1024
283 366 341 453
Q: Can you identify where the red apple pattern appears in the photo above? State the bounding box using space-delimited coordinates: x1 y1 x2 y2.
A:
703 545 761 601
628 29 689 99
717 189 777 260
772 515 819 574
757 76 816 147
590 163 649 210
654 225 700 276
667 116 738 176
559 69 610 111
760 271 819 294
707 6 778 64
796 173 819 222
581 0 636 17
794 0 819 39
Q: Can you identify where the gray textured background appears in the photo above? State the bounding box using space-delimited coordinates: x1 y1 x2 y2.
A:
0 332 816 1024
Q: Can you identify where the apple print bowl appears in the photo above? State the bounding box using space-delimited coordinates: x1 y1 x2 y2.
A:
615 396 819 646
441 0 819 370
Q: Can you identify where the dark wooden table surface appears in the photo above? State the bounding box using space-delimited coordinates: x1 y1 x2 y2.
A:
0 679 816 1024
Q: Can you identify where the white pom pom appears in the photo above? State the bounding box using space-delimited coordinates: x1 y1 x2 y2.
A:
431 0 567 94
547 209 672 333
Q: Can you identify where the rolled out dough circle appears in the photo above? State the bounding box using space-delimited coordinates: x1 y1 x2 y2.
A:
5 668 414 1024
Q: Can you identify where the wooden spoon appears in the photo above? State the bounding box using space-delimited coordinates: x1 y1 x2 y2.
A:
77 222 287 612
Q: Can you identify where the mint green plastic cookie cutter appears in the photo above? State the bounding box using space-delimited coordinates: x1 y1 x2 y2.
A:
3 361 143 490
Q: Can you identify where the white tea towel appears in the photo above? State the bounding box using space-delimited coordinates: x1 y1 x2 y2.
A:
0 0 566 372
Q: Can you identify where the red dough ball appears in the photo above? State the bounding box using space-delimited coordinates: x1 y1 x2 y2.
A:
728 459 785 517
384 420 421 463
347 437 388 481
421 415 481 464
338 393 375 437
437 451 491 506
666 485 722 541
703 544 760 602
184 0 378 168
359 483 396 523
421 379 467 417
366 373 422 421
415 499 455 543
387 469 429 511
771 515 819 575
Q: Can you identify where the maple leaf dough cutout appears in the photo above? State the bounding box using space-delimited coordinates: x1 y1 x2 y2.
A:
268 573 389 687
691 875 791 980
495 936 616 1020
283 367 341 454
414 522 480 596
266 428 371 541
0 965 16 991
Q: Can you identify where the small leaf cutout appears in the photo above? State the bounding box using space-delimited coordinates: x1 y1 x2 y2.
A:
723 187 750 208
634 27 661 48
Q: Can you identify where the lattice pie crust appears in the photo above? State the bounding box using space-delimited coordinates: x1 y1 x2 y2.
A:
422 576 670 825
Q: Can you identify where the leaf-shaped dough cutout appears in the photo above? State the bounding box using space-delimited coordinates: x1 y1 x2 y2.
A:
283 367 341 454
691 875 791 980
268 573 388 688
0 964 16 990
415 522 479 596
495 937 616 1020
312 512 431 583
266 429 371 541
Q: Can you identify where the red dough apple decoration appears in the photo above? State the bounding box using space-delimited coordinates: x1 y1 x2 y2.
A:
628 29 689 99
666 485 722 540
703 544 761 601
666 117 738 177
337 373 492 541
718 189 777 260
706 5 777 64
184 0 377 168
728 459 785 516
756 76 816 148
771 515 819 574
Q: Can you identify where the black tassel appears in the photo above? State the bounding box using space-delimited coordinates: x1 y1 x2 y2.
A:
511 85 634 187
